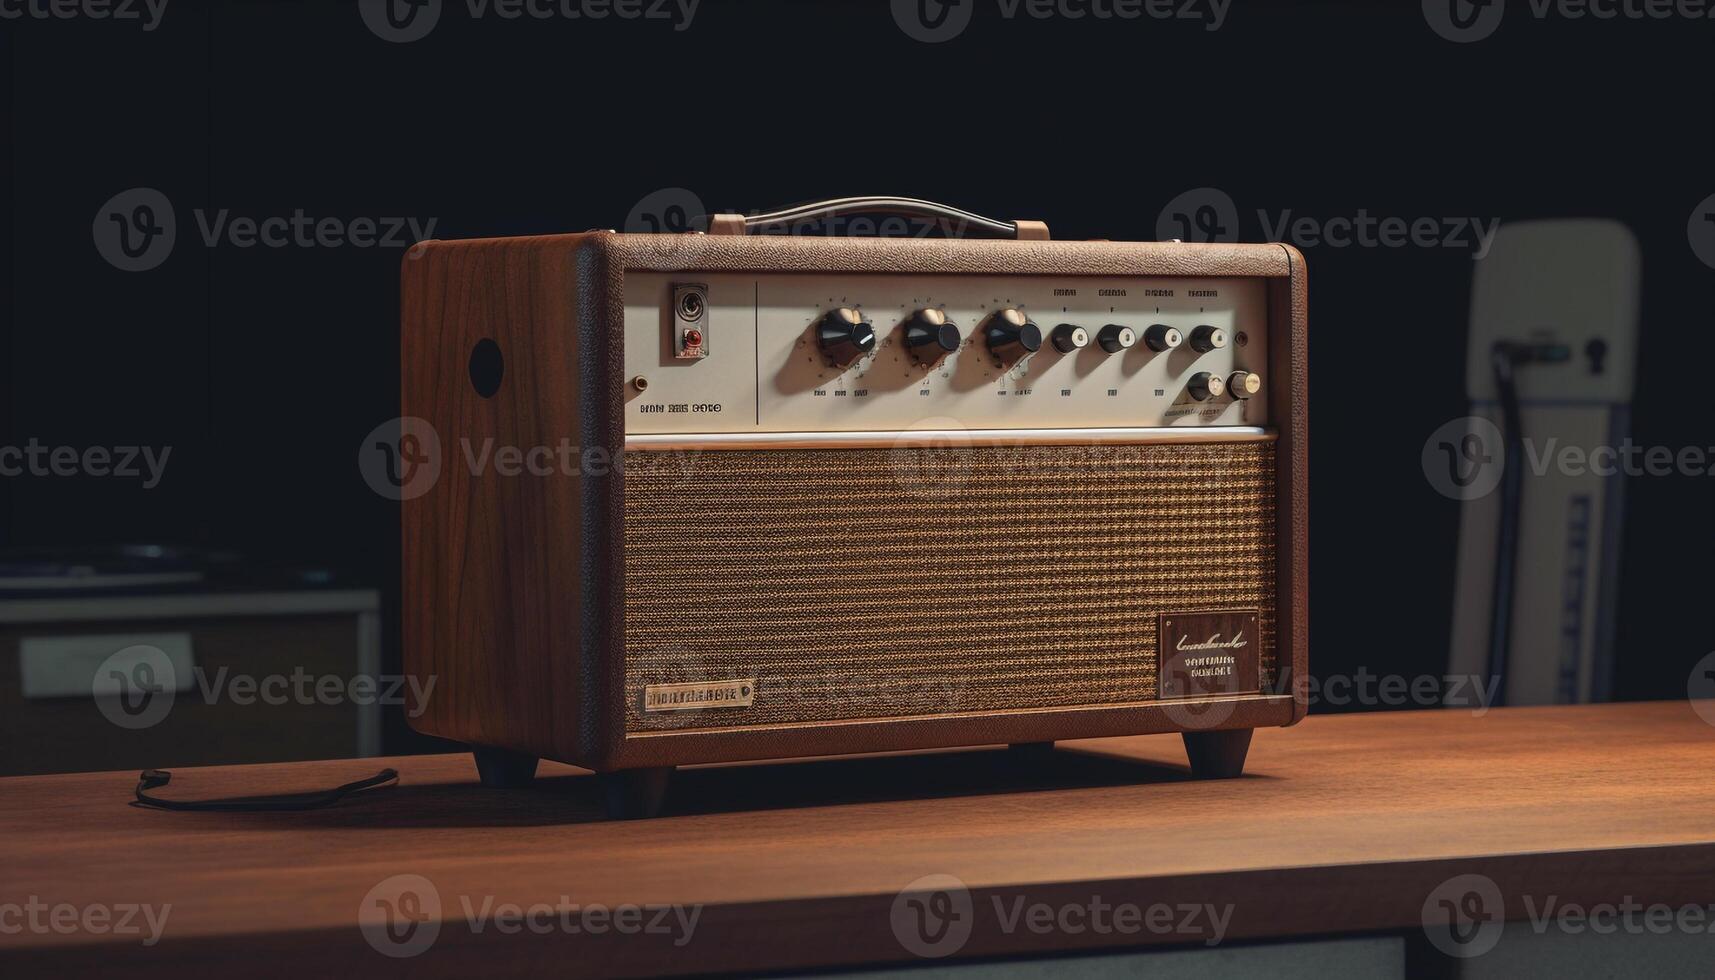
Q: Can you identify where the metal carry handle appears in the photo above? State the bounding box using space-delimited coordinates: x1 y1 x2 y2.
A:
705 197 1050 241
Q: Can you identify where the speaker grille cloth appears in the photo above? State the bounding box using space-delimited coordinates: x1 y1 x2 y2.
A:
623 442 1276 732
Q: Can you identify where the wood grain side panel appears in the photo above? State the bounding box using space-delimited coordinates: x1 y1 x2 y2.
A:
401 235 595 761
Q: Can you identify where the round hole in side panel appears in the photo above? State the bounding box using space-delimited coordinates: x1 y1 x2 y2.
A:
469 338 504 399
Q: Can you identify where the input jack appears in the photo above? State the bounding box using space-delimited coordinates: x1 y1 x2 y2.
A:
677 290 705 322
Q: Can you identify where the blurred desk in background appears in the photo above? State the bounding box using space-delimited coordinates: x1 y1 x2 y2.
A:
0 589 381 775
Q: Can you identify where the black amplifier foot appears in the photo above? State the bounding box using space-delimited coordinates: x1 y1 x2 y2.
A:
1182 729 1254 779
601 767 673 820
471 745 539 789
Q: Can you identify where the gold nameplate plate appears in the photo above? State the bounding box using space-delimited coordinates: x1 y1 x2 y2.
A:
643 679 757 712
1158 610 1262 698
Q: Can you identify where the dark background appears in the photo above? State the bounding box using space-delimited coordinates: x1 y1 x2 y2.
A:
4 0 1712 757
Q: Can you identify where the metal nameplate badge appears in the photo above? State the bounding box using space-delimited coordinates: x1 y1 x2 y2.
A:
1158 610 1262 698
643 679 757 712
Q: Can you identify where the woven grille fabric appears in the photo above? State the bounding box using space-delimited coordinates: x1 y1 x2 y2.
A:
623 442 1276 732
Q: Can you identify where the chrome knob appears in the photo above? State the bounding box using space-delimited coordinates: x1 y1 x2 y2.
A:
1227 371 1262 400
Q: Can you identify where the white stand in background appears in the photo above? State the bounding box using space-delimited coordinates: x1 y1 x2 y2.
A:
1446 220 1639 706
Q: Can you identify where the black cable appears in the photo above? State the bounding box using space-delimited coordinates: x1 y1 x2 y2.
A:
1486 344 1526 709
1484 340 1571 708
133 767 398 812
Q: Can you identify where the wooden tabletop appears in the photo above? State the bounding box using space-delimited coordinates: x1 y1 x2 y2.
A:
4 702 1714 976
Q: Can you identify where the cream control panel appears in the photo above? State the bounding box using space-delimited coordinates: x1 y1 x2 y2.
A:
622 272 1268 434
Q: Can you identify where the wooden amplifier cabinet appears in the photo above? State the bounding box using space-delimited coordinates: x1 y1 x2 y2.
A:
402 201 1307 817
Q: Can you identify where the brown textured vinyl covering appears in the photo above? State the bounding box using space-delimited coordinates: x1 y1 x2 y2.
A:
623 441 1276 732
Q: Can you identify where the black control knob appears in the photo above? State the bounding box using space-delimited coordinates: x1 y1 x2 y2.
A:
985 309 1042 357
816 307 876 366
1143 324 1183 352
1051 323 1089 353
903 308 961 363
1187 371 1227 401
1188 324 1228 353
1227 371 1261 400
1097 324 1136 353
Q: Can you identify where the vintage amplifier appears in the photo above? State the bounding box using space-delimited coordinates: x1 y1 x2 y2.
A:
400 198 1308 817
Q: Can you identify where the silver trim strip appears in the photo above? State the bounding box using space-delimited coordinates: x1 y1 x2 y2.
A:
624 426 1274 451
